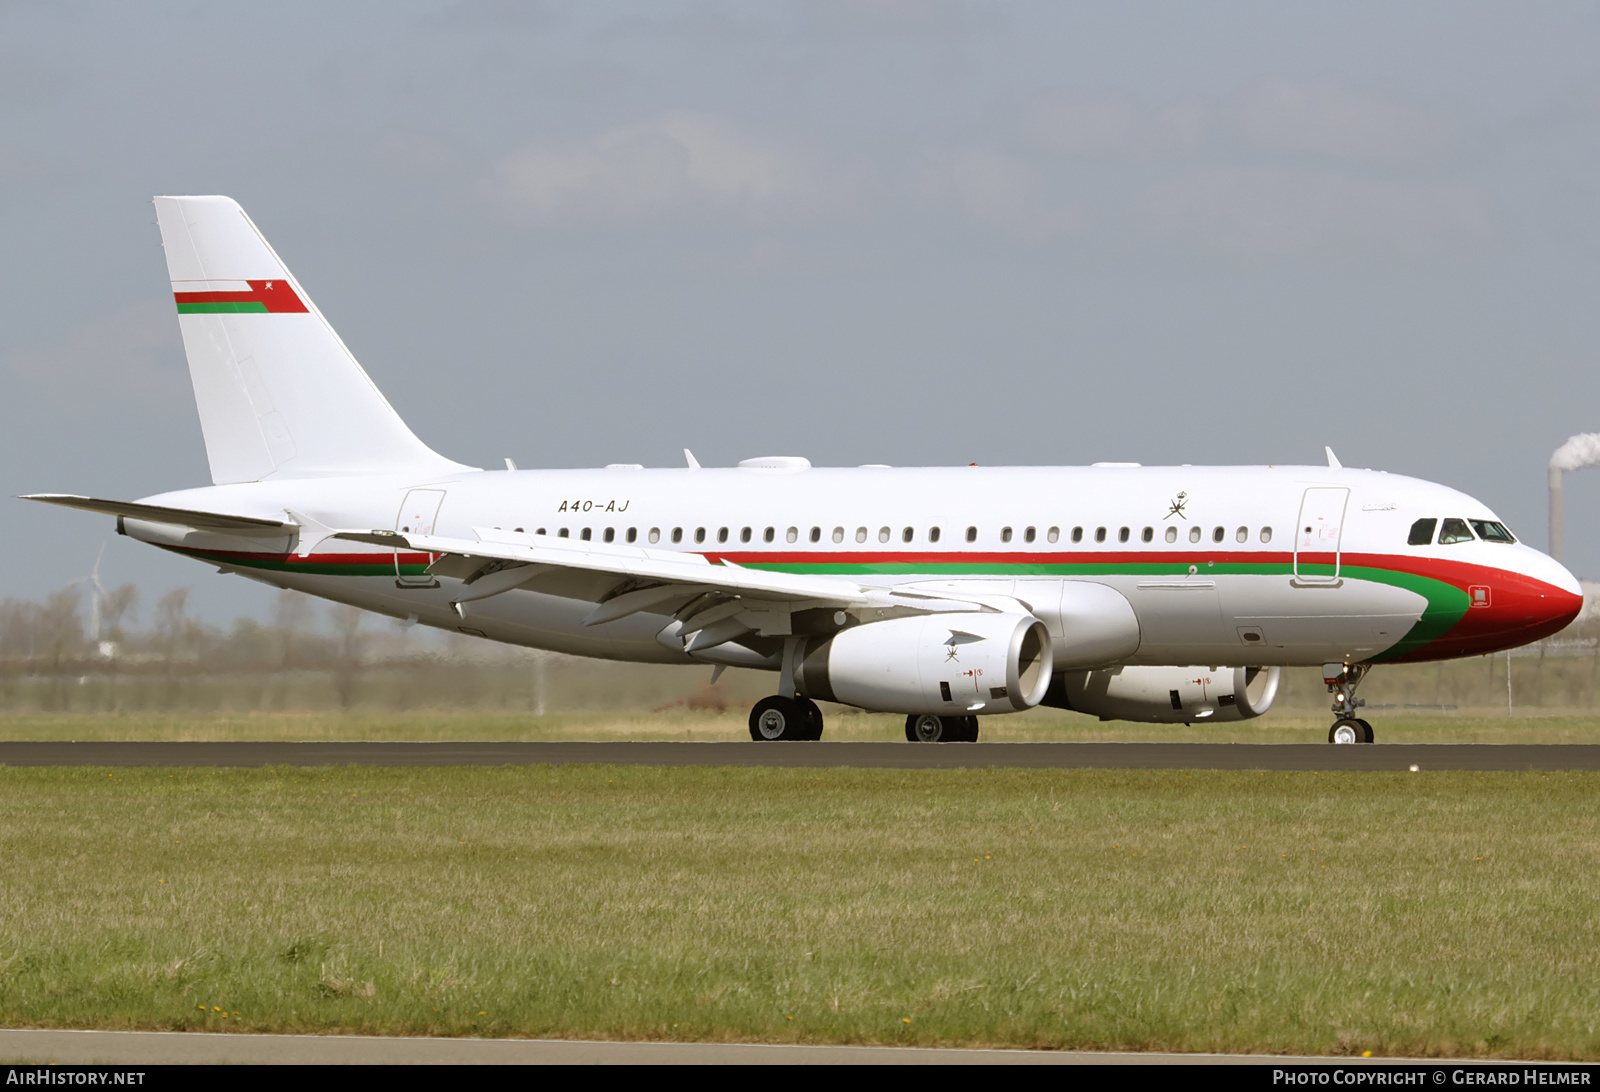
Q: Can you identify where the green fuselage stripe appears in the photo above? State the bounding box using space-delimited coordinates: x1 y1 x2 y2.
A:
175 550 1474 660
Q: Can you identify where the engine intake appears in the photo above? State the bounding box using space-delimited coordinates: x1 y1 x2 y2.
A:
795 612 1053 715
1046 664 1281 723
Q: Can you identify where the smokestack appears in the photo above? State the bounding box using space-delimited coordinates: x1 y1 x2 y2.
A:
1549 433 1600 562
1551 465 1564 562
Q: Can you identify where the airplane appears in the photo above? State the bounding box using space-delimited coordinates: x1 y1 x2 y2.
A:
23 196 1585 744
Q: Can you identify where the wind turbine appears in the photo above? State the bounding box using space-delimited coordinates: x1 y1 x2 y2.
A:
66 543 111 657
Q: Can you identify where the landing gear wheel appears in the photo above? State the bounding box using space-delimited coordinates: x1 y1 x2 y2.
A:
750 696 812 741
905 714 977 743
1329 718 1372 744
797 697 824 741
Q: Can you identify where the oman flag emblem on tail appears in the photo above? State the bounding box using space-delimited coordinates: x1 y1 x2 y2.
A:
172 279 308 314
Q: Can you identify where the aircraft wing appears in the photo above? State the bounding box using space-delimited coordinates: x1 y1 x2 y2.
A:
333 527 994 623
21 494 295 534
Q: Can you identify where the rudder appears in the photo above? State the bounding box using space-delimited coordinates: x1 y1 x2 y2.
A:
154 195 471 484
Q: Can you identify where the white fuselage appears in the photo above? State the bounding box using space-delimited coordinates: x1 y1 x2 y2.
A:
127 462 1582 671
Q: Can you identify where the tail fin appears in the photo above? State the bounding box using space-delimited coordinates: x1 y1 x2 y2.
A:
153 196 473 484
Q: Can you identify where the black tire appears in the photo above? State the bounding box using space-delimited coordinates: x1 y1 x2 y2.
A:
906 713 964 743
957 715 980 742
1328 718 1367 744
797 697 824 741
750 696 811 741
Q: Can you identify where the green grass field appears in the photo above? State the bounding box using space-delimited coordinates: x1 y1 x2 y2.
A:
1 762 1597 1058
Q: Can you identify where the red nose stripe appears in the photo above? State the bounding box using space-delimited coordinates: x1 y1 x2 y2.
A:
1425 574 1581 660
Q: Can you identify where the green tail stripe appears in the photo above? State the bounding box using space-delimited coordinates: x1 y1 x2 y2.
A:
176 301 269 314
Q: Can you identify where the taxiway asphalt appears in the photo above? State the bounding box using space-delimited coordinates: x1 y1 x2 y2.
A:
1 740 1597 770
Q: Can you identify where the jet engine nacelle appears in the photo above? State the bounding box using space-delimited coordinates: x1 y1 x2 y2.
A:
795 612 1053 715
1046 664 1281 723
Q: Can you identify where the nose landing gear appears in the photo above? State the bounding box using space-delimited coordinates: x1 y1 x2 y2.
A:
1325 663 1374 744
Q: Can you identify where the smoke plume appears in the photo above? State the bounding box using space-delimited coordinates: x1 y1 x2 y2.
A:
1551 433 1600 471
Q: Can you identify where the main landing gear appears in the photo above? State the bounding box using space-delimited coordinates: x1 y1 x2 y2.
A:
1325 662 1374 744
904 713 979 743
748 695 823 741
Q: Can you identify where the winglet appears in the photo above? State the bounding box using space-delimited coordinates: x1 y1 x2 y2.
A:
1325 446 1342 470
684 448 701 470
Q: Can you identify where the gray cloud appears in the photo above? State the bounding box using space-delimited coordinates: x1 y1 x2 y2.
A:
1022 94 1210 160
483 112 871 225
1229 77 1461 166
1131 166 1497 262
921 147 1089 242
6 303 187 407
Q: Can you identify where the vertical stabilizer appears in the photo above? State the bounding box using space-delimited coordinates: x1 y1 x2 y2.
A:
153 196 473 484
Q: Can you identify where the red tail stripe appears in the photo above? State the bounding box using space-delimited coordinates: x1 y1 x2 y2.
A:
173 279 308 312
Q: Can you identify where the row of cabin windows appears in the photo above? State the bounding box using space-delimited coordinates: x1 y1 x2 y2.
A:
510 524 1275 546
1407 518 1517 546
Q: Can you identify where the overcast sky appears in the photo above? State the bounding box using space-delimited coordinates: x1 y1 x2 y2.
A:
5 0 1600 623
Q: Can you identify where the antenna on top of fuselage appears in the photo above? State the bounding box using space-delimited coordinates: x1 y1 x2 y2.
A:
1325 446 1342 470
684 449 701 470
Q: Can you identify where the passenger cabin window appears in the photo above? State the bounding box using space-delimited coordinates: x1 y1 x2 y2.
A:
581 528 592 541
878 527 890 543
857 527 868 543
671 528 683 544
1024 526 1036 543
833 527 844 543
929 527 941 543
694 528 705 544
787 527 799 543
648 528 660 544
1001 527 1013 543
1212 526 1224 543
966 526 977 543
901 527 913 543
1260 527 1272 543
536 528 547 536
1235 526 1247 543
717 528 728 543
1408 518 1437 546
1438 518 1475 545
1118 527 1130 543
626 528 637 543
1165 526 1177 543
1094 527 1107 543
1470 520 1516 544
558 528 569 538
1142 527 1154 543
810 527 821 543
1189 526 1202 544
741 527 752 543
1047 527 1059 543
603 528 615 543
1071 527 1083 543
764 527 775 543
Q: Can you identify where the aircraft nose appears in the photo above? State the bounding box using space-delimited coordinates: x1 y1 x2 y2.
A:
1515 548 1583 634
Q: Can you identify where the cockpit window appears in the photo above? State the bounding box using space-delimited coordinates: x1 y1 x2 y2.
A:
1469 519 1516 544
1407 518 1437 546
1438 518 1475 545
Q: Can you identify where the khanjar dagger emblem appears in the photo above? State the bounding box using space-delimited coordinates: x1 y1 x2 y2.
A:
1165 492 1189 520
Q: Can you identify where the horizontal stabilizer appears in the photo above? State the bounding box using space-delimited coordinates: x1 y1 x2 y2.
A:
21 494 293 534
